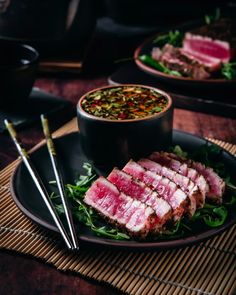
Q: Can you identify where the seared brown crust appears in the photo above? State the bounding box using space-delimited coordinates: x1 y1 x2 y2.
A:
108 167 173 226
84 177 160 239
165 152 225 204
191 18 236 47
152 44 210 79
85 203 157 240
150 151 207 209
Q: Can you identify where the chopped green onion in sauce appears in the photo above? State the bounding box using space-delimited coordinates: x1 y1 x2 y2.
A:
81 86 168 120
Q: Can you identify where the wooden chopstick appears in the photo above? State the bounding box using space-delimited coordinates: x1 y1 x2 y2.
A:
40 61 83 68
39 61 83 73
4 119 74 250
40 114 79 250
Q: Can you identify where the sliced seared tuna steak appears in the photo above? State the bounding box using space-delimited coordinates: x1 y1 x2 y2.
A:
108 168 172 227
123 160 189 219
161 153 225 204
181 49 221 71
118 161 187 221
183 32 232 63
150 152 207 208
84 177 156 237
190 162 225 204
152 44 211 79
120 163 189 219
138 158 202 215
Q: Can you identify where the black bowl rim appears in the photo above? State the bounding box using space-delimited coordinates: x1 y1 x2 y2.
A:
0 42 39 69
77 84 173 123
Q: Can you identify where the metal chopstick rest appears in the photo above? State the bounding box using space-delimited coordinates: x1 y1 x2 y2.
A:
41 114 79 250
4 119 74 250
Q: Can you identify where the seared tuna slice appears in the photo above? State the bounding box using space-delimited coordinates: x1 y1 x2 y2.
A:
84 177 156 237
150 152 207 208
123 160 190 219
108 168 172 226
138 158 201 215
161 152 225 204
152 44 212 79
191 162 225 204
180 49 221 71
183 32 232 63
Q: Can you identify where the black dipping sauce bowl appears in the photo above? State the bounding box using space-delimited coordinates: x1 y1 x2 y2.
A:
77 84 173 174
0 40 39 108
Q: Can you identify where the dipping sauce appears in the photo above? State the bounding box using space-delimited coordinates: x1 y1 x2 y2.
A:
81 86 168 120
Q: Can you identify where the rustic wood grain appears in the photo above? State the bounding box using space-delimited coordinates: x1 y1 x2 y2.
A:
0 251 122 295
173 109 236 144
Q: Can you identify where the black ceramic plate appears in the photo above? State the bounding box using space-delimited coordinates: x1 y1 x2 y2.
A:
134 24 236 91
10 131 236 250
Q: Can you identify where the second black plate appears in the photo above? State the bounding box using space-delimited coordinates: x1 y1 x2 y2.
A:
134 21 236 92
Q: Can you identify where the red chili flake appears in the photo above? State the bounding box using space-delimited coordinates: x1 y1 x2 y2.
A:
127 102 134 107
118 113 127 119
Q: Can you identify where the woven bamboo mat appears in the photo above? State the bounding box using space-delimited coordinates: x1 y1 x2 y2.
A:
1 118 236 295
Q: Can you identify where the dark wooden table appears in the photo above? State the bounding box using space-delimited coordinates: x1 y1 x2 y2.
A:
1 76 236 295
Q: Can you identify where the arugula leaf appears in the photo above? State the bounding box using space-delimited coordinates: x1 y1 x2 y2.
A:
221 62 236 80
224 176 236 191
161 220 185 238
170 145 188 158
190 143 226 176
153 30 183 47
205 7 221 25
192 205 228 227
225 192 236 205
155 221 184 240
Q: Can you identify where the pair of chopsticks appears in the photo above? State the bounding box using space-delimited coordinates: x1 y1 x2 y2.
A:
4 115 79 250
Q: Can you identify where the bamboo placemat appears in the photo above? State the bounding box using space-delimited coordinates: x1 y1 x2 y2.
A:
1 118 236 295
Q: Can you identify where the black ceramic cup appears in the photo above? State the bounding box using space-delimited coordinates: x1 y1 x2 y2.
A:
0 40 39 108
77 85 173 174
